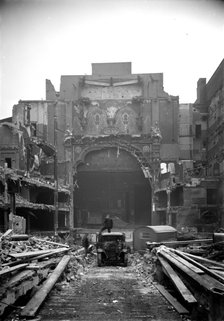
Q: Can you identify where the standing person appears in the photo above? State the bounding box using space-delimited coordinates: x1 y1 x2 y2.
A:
82 233 89 257
100 214 113 234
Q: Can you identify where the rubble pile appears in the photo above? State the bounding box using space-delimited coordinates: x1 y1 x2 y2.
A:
0 229 84 318
129 251 155 280
151 244 224 321
201 241 224 261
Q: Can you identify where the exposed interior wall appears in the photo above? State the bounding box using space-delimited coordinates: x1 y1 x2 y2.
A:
179 104 193 159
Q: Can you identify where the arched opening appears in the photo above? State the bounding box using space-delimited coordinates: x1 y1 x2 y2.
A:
74 147 151 229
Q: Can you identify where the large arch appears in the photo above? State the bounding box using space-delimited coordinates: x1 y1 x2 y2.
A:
74 139 154 187
73 144 153 229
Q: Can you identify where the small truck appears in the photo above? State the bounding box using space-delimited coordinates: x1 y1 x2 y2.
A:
96 232 128 267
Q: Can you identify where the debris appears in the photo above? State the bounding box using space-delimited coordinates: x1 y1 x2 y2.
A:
32 236 70 248
146 238 213 250
158 256 197 304
20 255 71 317
0 263 28 277
0 232 78 317
152 245 224 321
0 229 13 241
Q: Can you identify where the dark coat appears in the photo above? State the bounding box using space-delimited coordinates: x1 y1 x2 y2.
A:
82 235 89 249
104 218 113 229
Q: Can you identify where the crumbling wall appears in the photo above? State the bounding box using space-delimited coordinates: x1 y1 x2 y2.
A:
46 79 59 100
0 125 21 169
81 84 142 100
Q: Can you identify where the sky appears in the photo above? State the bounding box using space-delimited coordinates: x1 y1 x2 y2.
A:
0 0 224 119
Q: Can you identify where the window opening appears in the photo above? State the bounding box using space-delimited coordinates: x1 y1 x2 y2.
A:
195 124 201 139
5 158 12 168
31 122 37 136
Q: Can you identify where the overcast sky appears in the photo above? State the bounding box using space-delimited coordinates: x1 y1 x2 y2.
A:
1 0 224 119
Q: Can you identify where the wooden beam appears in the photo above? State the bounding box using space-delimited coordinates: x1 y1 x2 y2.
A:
20 255 71 317
169 248 224 285
7 270 35 288
210 269 224 277
30 247 69 261
0 229 13 241
9 249 52 259
2 248 67 267
154 283 189 315
26 258 60 270
0 267 49 316
32 236 70 248
146 238 213 248
0 263 28 277
10 234 29 241
158 249 224 293
158 256 197 304
183 252 224 269
161 247 204 274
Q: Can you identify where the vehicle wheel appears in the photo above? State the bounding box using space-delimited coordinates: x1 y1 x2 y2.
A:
123 254 128 267
97 253 102 267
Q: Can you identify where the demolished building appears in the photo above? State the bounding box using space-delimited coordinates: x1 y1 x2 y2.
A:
0 60 224 233
0 120 70 233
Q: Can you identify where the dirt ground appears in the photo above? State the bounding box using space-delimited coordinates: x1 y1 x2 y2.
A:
37 254 186 321
5 252 191 321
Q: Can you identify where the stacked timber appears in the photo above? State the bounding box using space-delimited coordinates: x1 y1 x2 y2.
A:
0 230 77 317
153 245 224 321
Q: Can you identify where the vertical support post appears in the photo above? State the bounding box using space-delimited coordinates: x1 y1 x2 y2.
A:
150 168 158 226
151 183 155 225
4 163 8 205
166 188 172 225
9 193 16 230
4 210 8 231
54 109 59 235
69 144 74 229
27 213 30 234
3 163 9 231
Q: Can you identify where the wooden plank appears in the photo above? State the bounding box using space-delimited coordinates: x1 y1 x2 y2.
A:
6 270 35 288
30 247 69 261
0 268 49 316
9 249 52 259
183 252 224 269
161 247 204 274
20 255 71 317
26 258 60 270
158 250 224 293
8 247 68 260
146 238 213 248
170 248 224 285
0 229 13 241
32 236 70 248
10 234 29 241
2 248 69 267
0 263 28 277
158 256 197 304
154 283 189 315
210 269 224 277
3 229 13 237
